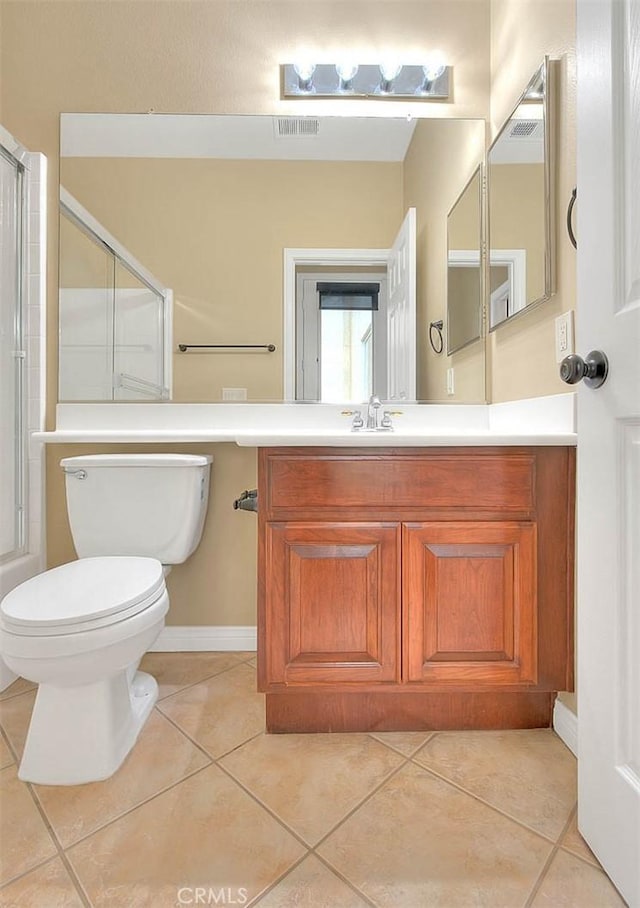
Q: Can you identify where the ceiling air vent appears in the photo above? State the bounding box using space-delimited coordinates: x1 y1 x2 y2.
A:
509 120 539 138
274 117 320 139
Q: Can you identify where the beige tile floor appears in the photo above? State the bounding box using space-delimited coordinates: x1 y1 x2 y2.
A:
0 653 627 908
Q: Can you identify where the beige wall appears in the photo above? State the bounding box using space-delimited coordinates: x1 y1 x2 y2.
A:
489 0 576 403
61 156 402 401
47 443 258 626
0 0 489 629
489 163 546 304
403 119 486 402
1 0 578 634
0 0 491 426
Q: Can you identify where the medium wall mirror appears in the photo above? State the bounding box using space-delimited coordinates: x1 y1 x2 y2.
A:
487 58 557 330
446 165 483 354
58 113 485 404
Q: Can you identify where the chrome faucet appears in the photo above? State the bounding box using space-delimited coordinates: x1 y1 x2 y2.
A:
344 398 401 431
366 395 382 430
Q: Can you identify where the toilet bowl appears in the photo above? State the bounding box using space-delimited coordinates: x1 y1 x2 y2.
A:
0 453 212 785
0 557 169 785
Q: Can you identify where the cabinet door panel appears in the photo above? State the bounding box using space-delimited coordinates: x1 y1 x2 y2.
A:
265 522 400 685
404 522 536 685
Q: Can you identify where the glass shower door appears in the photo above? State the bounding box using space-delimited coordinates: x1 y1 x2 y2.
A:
113 261 167 399
0 145 25 560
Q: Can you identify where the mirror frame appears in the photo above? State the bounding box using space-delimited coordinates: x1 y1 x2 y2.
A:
446 162 484 355
486 56 557 331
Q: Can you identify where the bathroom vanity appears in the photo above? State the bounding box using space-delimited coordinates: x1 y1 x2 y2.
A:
35 395 577 733
257 445 575 733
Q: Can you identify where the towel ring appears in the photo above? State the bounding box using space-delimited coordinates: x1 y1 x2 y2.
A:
429 320 444 355
567 187 577 250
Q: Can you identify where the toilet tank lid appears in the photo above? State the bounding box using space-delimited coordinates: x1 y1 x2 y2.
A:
61 454 213 470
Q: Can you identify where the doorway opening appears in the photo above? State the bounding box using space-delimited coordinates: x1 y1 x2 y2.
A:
296 270 388 402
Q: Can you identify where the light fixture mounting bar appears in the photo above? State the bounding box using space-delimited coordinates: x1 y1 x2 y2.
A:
282 64 451 101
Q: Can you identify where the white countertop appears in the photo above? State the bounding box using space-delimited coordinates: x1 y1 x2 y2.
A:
33 394 577 447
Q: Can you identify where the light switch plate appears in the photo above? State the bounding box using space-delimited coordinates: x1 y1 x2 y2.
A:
446 368 455 396
555 311 575 363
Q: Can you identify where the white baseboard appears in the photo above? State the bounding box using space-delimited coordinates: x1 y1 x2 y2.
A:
553 698 578 756
150 625 257 653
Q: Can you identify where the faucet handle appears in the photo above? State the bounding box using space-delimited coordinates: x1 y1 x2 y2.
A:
381 409 403 429
342 409 364 430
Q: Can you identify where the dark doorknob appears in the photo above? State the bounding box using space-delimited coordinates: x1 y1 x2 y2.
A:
560 350 609 389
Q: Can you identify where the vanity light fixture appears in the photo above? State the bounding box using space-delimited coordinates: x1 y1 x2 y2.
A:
282 55 450 100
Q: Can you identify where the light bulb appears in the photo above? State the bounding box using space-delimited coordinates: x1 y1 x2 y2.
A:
293 61 316 91
379 61 402 82
336 62 359 87
293 61 316 82
422 51 447 84
378 61 402 94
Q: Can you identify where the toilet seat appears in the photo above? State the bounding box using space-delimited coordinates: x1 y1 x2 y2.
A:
0 556 165 637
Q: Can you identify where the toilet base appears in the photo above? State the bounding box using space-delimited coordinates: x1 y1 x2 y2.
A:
18 670 158 785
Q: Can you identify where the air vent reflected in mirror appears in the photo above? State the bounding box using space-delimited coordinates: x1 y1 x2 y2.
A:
274 117 320 139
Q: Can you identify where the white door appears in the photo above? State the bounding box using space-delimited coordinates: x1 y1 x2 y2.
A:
576 0 640 902
387 208 416 400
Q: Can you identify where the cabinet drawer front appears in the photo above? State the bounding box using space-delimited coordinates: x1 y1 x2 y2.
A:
264 452 535 515
403 522 537 686
264 522 400 686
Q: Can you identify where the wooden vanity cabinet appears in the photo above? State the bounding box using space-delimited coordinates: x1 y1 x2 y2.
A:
258 446 575 733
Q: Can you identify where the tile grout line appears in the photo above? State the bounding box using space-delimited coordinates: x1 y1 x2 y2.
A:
0 855 64 896
0 722 84 900
0 684 37 704
0 723 16 769
309 852 379 907
0 760 92 907
305 753 413 853
213 753 402 908
152 705 219 762
247 848 378 908
406 752 570 848
153 656 252 704
244 853 315 908
215 734 414 856
52 761 214 853
214 729 438 874
213 759 314 852
523 803 578 908
55 850 94 908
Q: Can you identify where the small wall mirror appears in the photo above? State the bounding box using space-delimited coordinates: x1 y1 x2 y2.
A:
446 165 483 354
487 58 556 330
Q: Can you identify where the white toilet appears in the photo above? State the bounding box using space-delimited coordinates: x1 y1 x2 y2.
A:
0 453 212 785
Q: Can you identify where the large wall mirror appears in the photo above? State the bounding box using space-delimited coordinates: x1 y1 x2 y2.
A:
446 165 483 354
58 113 485 404
487 58 557 330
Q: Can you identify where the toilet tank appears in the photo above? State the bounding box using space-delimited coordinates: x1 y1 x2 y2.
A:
61 454 213 564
